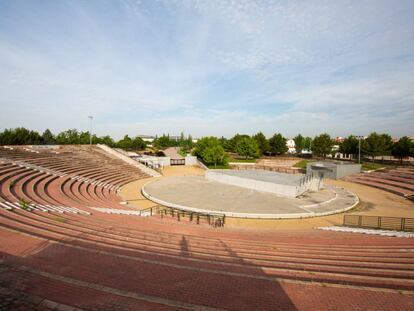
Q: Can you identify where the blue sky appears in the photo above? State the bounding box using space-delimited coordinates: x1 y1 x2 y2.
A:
0 0 413 139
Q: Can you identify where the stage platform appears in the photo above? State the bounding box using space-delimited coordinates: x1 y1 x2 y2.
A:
142 176 359 219
205 169 319 197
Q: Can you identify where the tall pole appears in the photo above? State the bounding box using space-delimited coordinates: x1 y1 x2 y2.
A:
88 116 93 145
356 135 364 164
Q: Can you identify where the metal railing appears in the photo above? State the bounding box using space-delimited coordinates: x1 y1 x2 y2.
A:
170 159 185 165
343 215 414 232
139 205 225 227
159 207 225 227
298 172 315 187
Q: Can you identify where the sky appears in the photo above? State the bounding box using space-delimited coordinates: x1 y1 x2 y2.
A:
0 0 413 139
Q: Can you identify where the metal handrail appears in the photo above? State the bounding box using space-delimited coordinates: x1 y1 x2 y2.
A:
343 215 414 232
159 206 226 227
138 204 225 227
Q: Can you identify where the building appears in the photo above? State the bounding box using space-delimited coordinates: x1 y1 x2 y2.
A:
286 139 296 154
137 135 155 143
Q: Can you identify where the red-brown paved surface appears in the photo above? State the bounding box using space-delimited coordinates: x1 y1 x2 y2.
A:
1 213 414 311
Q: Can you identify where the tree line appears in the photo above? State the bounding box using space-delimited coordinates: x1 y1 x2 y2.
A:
0 127 195 152
194 132 414 167
152 133 194 155
1 127 412 165
0 127 146 150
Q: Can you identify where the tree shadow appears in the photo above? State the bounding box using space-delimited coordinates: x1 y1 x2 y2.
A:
217 239 298 310
0 228 298 311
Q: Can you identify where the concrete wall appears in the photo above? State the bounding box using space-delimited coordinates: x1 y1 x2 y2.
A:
335 163 361 179
307 162 361 179
205 170 299 198
96 144 161 177
184 156 198 166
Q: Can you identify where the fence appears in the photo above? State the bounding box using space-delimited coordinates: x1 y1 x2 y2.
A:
170 158 185 165
343 215 414 232
139 205 225 227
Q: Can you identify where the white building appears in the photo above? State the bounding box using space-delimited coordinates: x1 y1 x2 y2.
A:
137 135 155 143
286 139 296 154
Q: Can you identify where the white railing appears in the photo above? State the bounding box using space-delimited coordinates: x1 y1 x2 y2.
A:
96 144 161 177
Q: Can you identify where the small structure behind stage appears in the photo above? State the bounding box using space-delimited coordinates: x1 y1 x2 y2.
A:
306 161 361 180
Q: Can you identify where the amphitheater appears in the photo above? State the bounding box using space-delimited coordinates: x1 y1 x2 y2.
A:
0 145 414 310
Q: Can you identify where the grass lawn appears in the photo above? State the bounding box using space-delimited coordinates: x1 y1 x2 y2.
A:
206 164 230 169
228 156 257 163
360 162 387 171
293 159 314 169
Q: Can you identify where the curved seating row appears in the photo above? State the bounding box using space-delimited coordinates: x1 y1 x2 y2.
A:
1 204 414 309
346 167 414 197
0 146 149 213
1 146 414 309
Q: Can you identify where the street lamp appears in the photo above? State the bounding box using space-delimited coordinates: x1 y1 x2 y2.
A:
355 135 364 164
88 116 93 145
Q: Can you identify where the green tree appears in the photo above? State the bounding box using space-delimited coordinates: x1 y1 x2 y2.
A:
293 134 305 154
179 134 194 155
193 137 227 167
381 134 393 160
56 129 81 144
253 132 269 155
41 129 56 145
312 133 333 158
268 133 288 155
339 135 359 158
116 135 133 150
304 137 312 150
235 137 260 159
98 135 115 147
362 132 393 162
392 136 412 165
153 134 179 149
227 134 250 152
79 131 91 144
131 136 146 150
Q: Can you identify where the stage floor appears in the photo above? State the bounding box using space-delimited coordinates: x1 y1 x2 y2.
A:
142 176 359 219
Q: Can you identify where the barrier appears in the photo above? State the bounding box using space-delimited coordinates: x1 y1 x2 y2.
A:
344 215 414 232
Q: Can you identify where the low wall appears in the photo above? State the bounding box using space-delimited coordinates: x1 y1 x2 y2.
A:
230 163 302 174
185 156 198 166
96 144 161 177
307 162 361 180
205 170 299 198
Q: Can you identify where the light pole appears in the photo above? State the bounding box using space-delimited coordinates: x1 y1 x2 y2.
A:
356 135 364 164
88 116 93 145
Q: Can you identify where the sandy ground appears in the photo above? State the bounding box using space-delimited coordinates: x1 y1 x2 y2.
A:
120 166 414 230
119 166 205 210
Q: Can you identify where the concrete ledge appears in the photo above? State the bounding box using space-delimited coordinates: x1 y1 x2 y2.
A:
97 144 161 177
206 169 301 198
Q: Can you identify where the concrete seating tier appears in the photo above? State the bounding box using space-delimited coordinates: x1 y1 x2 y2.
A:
257 157 301 168
0 146 150 213
0 201 90 214
0 205 414 310
92 207 151 216
1 146 414 309
346 167 414 197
